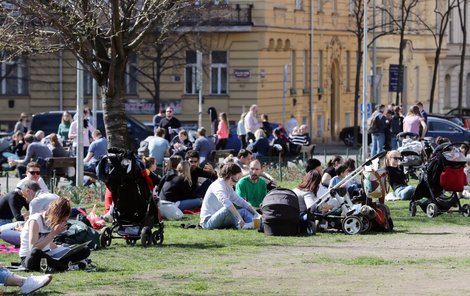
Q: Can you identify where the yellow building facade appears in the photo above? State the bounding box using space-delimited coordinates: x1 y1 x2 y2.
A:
0 0 446 143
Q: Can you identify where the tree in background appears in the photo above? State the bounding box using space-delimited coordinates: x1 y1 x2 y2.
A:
0 0 191 149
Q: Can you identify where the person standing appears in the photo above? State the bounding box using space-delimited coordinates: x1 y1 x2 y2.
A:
235 160 267 208
68 117 95 156
158 107 182 142
389 106 404 150
152 110 166 129
14 113 29 134
417 102 428 124
216 112 229 150
368 104 387 157
287 115 298 135
237 112 247 149
403 105 427 139
57 111 72 146
261 114 273 138
244 104 261 143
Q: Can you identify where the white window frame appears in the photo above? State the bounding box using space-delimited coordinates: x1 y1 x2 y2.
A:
0 56 28 96
295 0 303 10
210 51 228 95
185 50 198 95
125 53 137 95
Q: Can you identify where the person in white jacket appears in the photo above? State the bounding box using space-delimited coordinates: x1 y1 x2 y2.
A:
200 163 259 229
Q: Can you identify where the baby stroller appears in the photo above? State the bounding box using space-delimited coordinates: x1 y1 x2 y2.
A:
308 151 393 235
409 142 469 218
396 132 429 179
96 148 164 247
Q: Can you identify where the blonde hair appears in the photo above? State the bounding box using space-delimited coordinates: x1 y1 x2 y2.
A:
45 197 71 228
254 129 266 139
385 150 401 167
176 161 192 187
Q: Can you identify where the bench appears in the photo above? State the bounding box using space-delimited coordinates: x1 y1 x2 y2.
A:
45 157 98 192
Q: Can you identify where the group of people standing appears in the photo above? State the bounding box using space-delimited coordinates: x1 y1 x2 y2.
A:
368 102 428 156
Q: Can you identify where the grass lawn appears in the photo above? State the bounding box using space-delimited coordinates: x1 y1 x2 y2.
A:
2 180 470 295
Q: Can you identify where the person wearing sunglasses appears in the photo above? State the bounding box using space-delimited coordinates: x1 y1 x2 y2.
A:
385 150 416 200
200 162 259 229
16 162 49 193
158 107 182 142
0 180 41 226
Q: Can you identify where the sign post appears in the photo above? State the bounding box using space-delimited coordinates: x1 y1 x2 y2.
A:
197 51 203 127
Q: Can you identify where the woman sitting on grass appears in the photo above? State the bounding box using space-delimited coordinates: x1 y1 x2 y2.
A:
385 150 416 200
200 163 259 229
19 197 91 272
159 161 202 211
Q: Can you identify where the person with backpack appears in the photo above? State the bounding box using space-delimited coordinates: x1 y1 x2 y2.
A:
390 106 404 150
368 104 387 157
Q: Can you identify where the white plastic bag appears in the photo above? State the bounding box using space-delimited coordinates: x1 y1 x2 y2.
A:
159 201 184 220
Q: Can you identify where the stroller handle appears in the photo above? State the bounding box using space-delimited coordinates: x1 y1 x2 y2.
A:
396 132 419 141
363 150 387 166
441 142 468 151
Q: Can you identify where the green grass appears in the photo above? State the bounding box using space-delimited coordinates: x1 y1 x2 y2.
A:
2 181 470 295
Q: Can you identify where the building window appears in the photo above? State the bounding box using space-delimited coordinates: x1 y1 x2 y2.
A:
317 0 323 12
0 56 28 96
302 50 307 90
415 66 420 101
448 10 454 43
295 0 303 10
428 66 433 100
318 50 323 92
349 0 355 15
210 51 227 95
332 0 337 13
290 50 296 90
185 50 198 95
346 51 351 91
444 74 451 108
125 53 137 95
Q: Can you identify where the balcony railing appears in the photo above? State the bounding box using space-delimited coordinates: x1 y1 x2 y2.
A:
179 4 253 27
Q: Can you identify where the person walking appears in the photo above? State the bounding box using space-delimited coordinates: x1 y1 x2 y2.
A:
403 105 427 139
216 112 229 150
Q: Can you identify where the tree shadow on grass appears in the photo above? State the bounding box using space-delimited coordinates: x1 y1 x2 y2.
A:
162 243 226 249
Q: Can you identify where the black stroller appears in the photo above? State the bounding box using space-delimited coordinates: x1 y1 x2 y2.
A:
410 142 469 218
97 148 164 247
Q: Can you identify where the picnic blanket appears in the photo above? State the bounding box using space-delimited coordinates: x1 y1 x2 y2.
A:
0 244 19 253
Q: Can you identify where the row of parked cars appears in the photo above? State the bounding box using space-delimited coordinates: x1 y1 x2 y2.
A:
339 108 470 146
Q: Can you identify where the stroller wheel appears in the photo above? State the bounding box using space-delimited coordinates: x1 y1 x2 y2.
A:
140 226 152 247
409 202 417 217
126 239 137 246
342 216 363 235
360 217 371 233
462 204 470 217
426 203 438 218
99 227 112 248
152 229 164 246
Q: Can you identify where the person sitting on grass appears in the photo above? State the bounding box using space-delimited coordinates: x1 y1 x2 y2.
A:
200 163 259 229
0 266 52 294
19 197 91 272
0 180 41 226
159 161 202 211
385 150 416 200
235 160 267 208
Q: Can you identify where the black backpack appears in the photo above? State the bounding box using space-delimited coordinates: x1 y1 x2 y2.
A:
261 188 300 236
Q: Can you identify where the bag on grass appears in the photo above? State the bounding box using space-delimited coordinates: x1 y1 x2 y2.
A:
54 220 101 250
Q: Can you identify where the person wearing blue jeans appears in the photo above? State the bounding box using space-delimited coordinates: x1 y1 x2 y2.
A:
368 104 387 157
385 150 416 200
0 267 52 294
200 163 259 229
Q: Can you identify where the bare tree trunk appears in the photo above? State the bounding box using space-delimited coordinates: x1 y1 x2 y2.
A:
429 36 445 113
102 58 129 149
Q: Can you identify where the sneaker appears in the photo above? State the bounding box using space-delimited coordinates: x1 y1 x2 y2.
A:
21 274 52 294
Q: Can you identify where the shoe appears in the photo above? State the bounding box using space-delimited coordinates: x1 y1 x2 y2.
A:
21 274 52 294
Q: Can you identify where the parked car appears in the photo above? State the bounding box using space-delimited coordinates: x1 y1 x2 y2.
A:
446 108 470 129
425 115 470 143
339 126 371 147
31 111 153 151
428 113 464 128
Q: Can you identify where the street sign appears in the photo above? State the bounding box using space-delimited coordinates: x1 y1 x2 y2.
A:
360 102 372 118
389 64 403 92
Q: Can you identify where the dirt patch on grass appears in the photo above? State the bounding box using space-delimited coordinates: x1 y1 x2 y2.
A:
229 225 470 295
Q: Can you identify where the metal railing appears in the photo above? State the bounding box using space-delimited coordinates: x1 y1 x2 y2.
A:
179 4 253 27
